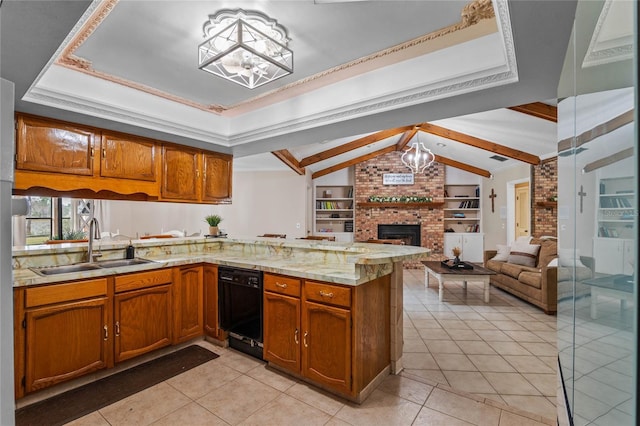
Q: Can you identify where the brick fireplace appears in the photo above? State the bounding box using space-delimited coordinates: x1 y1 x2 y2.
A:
354 151 446 265
378 224 421 246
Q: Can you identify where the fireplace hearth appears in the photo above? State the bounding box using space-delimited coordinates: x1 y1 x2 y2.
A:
378 224 421 247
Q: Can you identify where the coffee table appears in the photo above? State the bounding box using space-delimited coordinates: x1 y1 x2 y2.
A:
422 261 496 303
583 274 634 319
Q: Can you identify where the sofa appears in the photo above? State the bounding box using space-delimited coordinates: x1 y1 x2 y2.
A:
484 237 559 314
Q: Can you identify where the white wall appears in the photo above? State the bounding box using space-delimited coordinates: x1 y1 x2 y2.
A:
482 163 530 250
1 78 16 425
101 170 307 240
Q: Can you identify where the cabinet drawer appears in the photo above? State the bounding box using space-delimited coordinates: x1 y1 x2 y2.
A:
264 273 301 297
115 269 172 293
25 278 108 308
304 281 351 308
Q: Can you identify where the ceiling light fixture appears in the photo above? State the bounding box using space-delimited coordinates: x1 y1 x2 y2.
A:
198 9 293 89
401 134 435 174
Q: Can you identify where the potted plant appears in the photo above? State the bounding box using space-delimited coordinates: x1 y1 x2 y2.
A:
205 214 222 236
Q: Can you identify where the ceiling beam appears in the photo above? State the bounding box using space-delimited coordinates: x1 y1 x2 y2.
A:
300 125 414 167
271 150 305 175
582 147 634 173
508 102 557 122
558 109 634 152
395 126 421 151
312 145 396 179
433 154 492 178
419 123 541 165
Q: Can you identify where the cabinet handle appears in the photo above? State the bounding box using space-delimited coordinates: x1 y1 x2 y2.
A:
276 282 288 289
319 290 334 298
90 147 95 157
102 148 106 158
303 331 308 348
294 329 299 344
115 321 120 336
103 325 108 340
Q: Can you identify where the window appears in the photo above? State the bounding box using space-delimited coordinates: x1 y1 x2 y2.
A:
24 197 83 244
25 197 52 245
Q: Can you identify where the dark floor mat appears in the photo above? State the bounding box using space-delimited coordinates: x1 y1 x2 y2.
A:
15 345 218 426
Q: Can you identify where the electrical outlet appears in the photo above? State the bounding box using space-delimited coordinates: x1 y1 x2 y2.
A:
296 223 301 229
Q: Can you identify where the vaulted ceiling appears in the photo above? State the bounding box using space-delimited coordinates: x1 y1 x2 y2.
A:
0 0 580 176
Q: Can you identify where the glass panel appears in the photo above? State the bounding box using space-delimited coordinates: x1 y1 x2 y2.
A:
557 1 636 424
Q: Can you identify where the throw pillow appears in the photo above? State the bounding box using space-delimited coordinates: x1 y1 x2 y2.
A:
491 244 511 261
558 248 587 268
547 258 558 267
508 242 541 267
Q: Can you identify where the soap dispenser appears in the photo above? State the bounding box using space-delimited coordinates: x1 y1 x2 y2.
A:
125 241 135 259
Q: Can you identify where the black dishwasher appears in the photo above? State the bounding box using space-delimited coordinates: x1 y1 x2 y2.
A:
218 266 263 359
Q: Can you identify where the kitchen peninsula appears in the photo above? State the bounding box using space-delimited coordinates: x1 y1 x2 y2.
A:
12 237 429 403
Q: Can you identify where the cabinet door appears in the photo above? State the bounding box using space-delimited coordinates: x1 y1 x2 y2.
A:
161 145 200 201
593 238 624 274
302 300 351 394
203 265 220 339
462 234 484 262
174 265 204 343
443 234 462 259
24 297 110 393
114 284 172 362
16 114 95 176
264 291 301 373
202 152 232 202
101 132 158 181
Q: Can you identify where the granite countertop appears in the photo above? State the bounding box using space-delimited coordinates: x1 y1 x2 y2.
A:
12 236 430 287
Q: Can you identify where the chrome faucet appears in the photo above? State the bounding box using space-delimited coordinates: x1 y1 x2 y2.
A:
88 218 102 263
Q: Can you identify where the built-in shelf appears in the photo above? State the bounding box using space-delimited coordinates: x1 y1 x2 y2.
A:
357 202 444 208
314 185 354 237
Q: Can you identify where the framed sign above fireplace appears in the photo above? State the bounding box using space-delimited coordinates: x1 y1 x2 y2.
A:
383 173 414 185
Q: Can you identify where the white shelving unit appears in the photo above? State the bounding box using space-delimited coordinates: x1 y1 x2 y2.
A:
443 181 484 262
596 177 635 239
314 185 354 241
443 184 481 233
593 176 635 274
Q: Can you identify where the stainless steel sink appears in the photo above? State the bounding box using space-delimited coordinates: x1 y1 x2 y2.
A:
31 263 102 276
31 258 154 276
95 258 154 268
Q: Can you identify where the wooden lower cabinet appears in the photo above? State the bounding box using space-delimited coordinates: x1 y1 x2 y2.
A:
264 274 389 399
113 269 174 362
173 265 204 343
203 265 222 339
25 297 110 393
302 300 351 394
263 291 301 371
114 284 172 363
14 278 111 397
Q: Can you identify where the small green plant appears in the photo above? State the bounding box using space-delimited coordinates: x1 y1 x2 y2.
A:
52 230 87 240
204 214 222 227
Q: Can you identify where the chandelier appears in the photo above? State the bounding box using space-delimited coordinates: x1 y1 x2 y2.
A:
400 134 435 174
198 9 293 89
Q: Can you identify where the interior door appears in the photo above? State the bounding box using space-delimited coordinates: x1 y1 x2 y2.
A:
515 182 530 238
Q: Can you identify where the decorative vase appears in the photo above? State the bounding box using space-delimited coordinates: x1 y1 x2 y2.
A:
208 226 219 236
453 256 461 265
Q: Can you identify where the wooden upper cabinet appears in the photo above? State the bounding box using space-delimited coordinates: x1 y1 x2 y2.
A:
100 132 158 182
14 113 231 204
16 114 95 176
161 145 200 201
202 152 232 202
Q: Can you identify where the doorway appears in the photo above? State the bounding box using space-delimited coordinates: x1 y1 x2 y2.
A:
514 182 530 239
506 178 530 244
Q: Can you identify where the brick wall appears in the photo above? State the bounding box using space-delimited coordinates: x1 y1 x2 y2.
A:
354 151 446 266
532 157 558 237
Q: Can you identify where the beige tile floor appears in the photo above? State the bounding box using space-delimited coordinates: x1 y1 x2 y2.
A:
65 268 557 426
